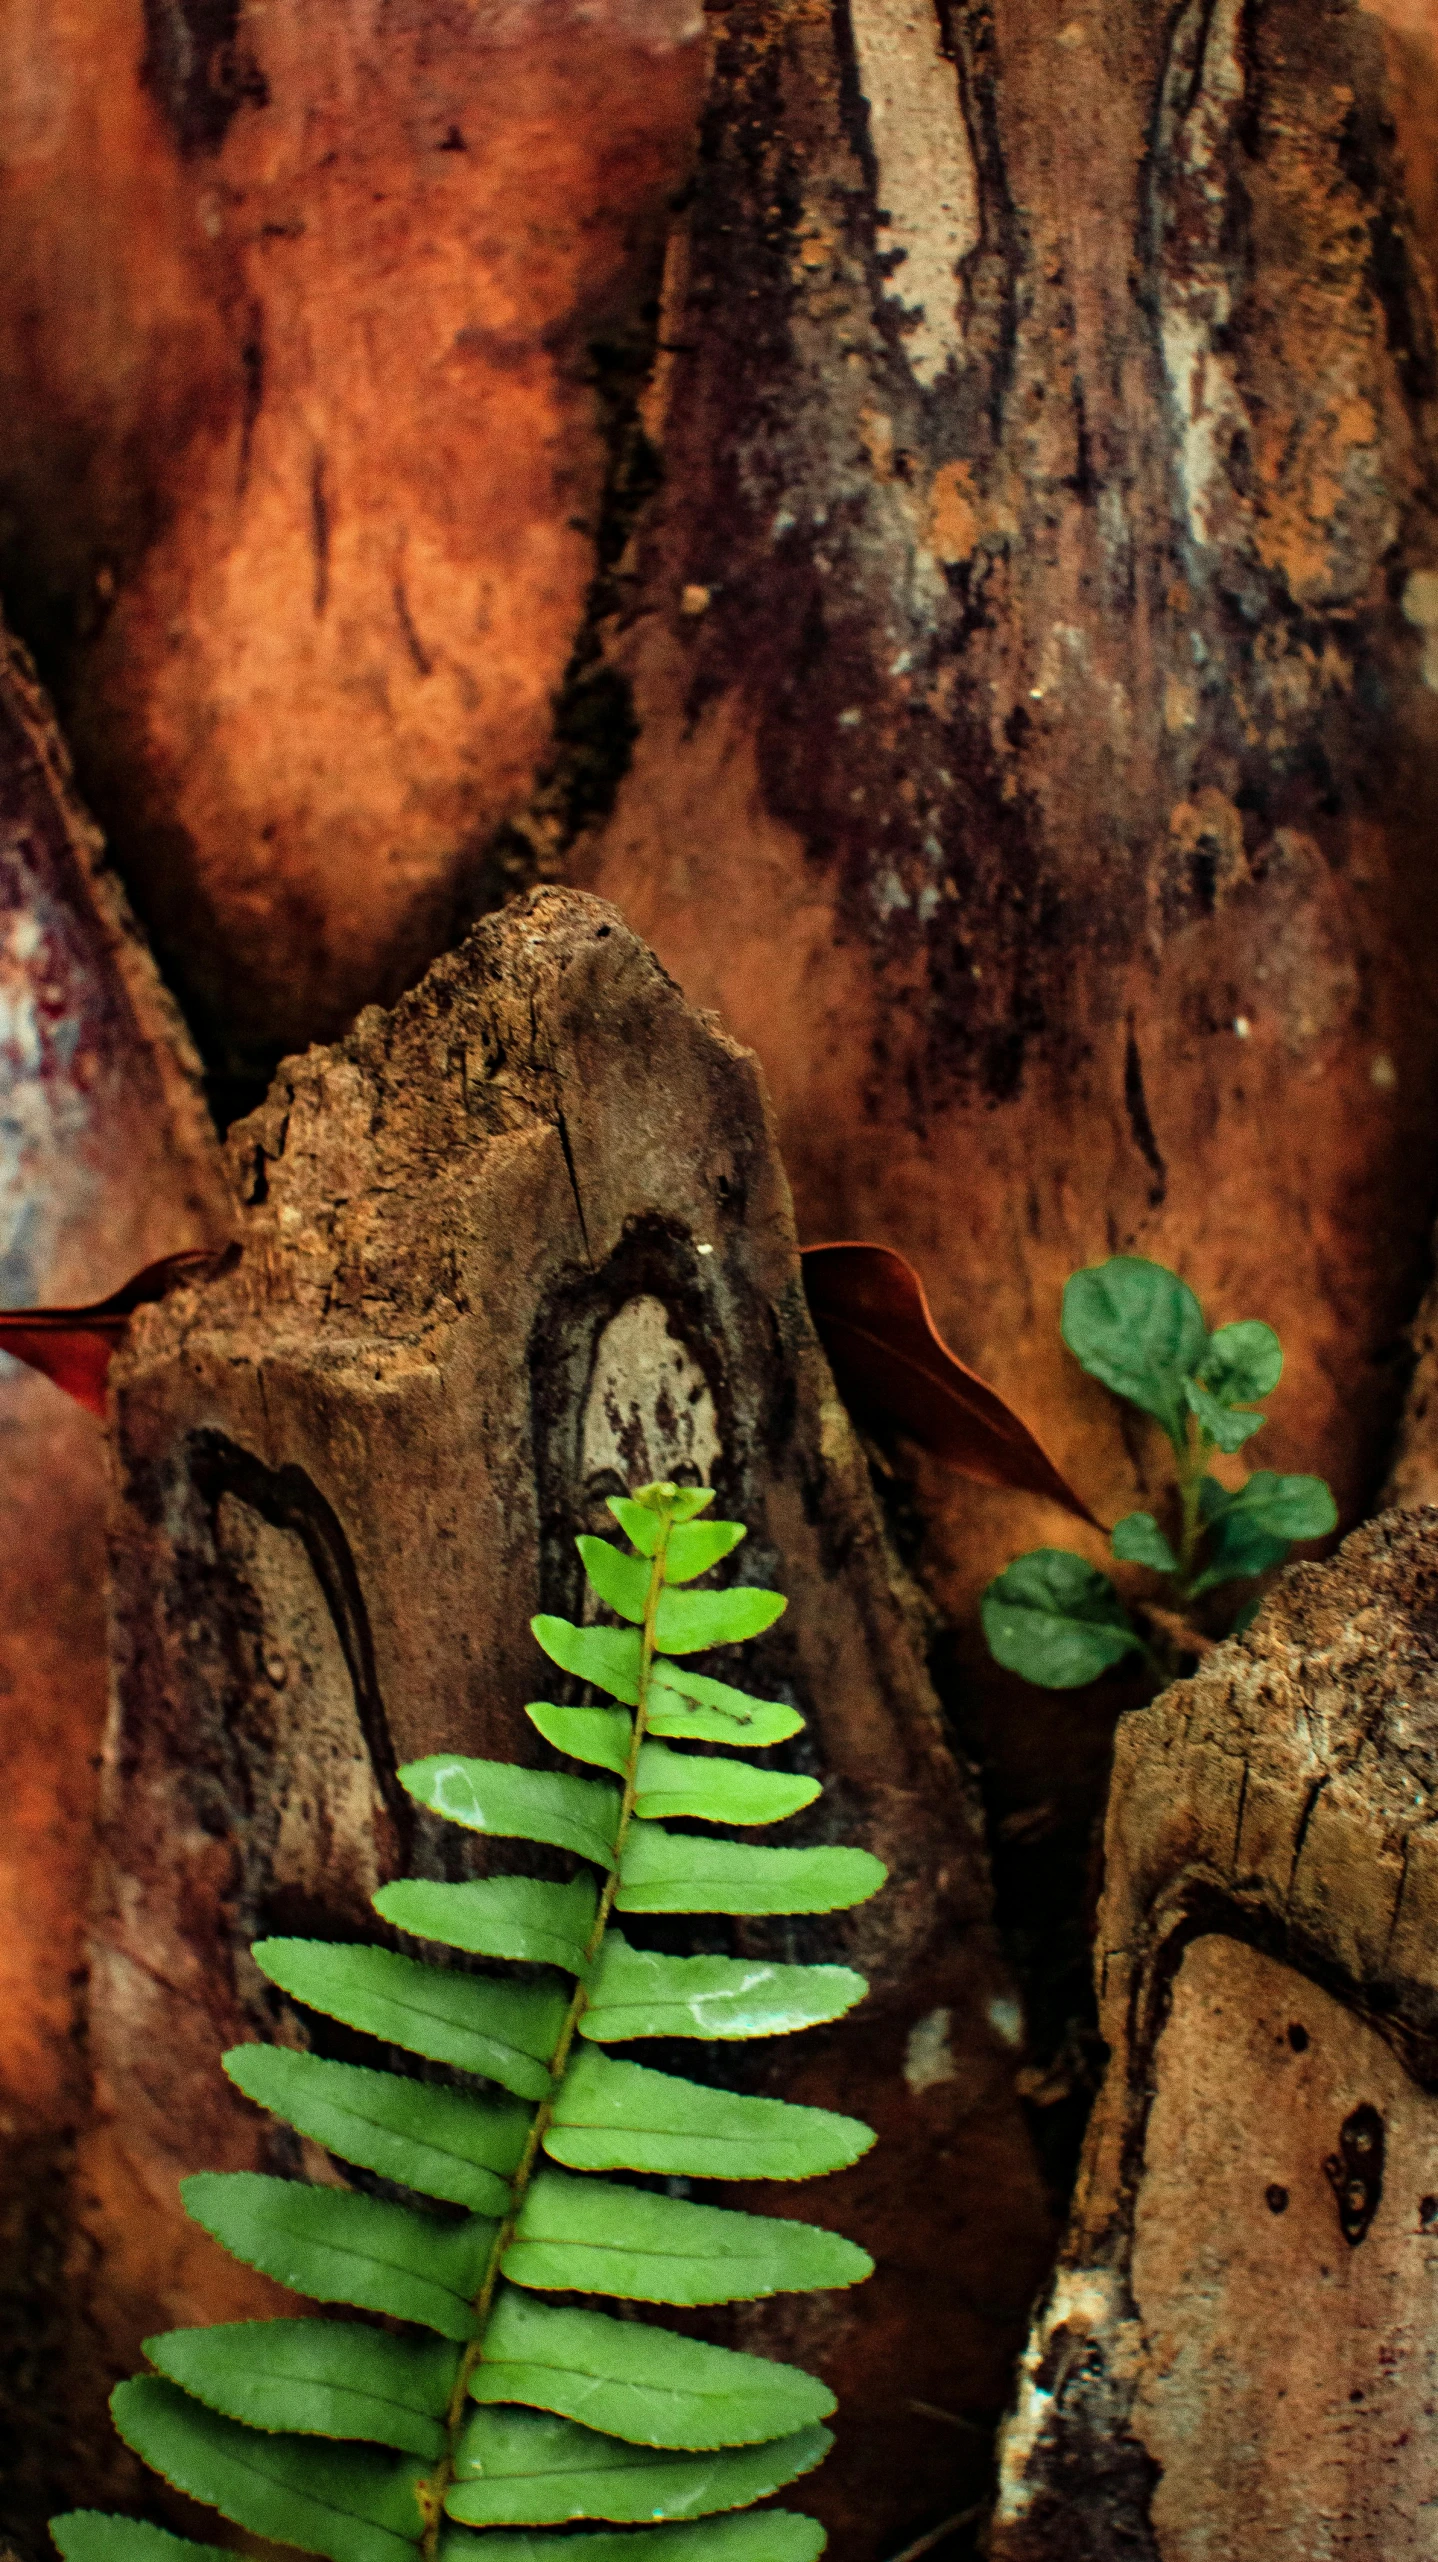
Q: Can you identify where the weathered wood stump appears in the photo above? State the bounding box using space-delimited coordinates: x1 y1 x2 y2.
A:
992 1506 1438 2561
89 886 1052 2555
0 620 228 2539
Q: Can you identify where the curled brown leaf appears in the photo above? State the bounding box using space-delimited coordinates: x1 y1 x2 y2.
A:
802 1240 1100 1528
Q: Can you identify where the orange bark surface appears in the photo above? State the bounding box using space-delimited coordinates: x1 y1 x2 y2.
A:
571 0 1438 1894
0 0 703 1070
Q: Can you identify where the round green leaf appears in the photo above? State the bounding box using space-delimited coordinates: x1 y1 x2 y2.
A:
1109 1512 1179 1574
981 1550 1143 1689
1188 1515 1290 1597
1183 1379 1266 1454
1219 1472 1338 1541
1061 1258 1206 1442
1189 1472 1337 1595
1198 1319 1283 1406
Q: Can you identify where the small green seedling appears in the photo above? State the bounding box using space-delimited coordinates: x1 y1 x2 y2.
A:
981 1257 1337 1691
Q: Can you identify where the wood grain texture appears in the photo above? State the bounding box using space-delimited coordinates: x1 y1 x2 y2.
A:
991 1506 1438 2561
0 0 702 1073
86 885 1052 2552
0 620 230 2541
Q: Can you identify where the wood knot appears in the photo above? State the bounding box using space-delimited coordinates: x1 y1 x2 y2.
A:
1324 2101 1384 2246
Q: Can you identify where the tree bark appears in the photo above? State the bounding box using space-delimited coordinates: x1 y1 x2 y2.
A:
6 13 1438 2129
988 1505 1438 2560
0 0 701 1081
6 4 1438 2543
0 622 230 2534
561 0 1438 2184
85 885 1051 2557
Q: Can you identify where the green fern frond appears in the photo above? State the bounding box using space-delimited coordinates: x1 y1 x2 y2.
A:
52 1481 885 2562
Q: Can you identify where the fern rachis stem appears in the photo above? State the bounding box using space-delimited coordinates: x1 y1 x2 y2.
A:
415 1508 672 2553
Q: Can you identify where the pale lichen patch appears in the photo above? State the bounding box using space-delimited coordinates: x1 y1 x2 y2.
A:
904 2004 959 2092
848 0 978 388
1402 570 1438 690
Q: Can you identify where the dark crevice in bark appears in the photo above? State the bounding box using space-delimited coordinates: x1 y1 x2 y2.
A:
1123 1022 1168 1208
1335 82 1438 414
464 309 667 917
939 1 1023 451
0 2133 109 2559
140 0 269 156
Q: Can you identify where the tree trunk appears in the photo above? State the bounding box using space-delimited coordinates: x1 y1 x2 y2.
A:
84 886 1051 2558
563 0 1438 2185
0 624 229 2524
990 1505 1438 2562
6 11 1438 2148
5 3 1438 2547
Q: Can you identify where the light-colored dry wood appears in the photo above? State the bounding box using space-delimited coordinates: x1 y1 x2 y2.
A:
991 1506 1438 2561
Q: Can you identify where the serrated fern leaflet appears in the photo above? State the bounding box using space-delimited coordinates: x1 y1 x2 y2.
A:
53 1481 885 2562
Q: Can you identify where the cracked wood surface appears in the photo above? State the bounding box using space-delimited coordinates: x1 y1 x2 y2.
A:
991 1507 1438 2561
85 886 1051 2554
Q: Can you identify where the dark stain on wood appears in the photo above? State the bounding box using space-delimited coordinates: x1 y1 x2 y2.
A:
1325 2101 1385 2246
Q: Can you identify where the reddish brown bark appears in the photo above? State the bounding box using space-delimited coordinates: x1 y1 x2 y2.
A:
563 0 1438 2146
4 2 1438 2543
0 622 230 2528
0 0 701 1075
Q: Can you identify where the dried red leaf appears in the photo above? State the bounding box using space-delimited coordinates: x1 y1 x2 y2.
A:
0 1248 235 1416
802 1240 1100 1528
